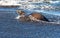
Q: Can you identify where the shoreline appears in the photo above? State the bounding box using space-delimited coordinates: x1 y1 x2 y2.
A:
0 5 19 8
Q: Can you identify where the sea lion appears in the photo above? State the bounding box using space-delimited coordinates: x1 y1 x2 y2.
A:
16 10 49 22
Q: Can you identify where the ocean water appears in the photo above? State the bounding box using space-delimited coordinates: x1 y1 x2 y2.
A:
0 3 60 38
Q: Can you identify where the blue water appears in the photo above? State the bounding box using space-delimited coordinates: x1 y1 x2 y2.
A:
0 3 60 38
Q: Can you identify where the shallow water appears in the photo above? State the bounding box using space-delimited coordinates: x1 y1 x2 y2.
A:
0 11 60 38
0 3 60 38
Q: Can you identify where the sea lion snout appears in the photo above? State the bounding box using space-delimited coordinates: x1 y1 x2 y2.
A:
16 10 25 15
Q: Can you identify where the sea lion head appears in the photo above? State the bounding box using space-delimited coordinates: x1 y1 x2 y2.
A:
16 10 26 19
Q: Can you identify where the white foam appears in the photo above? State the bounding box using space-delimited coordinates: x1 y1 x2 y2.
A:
15 15 20 19
49 1 60 4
